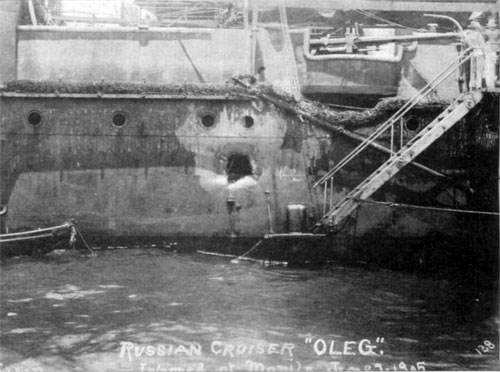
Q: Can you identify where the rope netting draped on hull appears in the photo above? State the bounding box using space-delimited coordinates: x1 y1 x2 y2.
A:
2 79 452 130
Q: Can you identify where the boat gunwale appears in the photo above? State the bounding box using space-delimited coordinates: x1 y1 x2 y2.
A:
0 222 73 240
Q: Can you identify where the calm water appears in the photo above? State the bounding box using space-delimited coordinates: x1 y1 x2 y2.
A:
0 248 498 372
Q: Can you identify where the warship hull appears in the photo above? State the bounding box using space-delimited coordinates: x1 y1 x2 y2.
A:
0 1 498 271
1 85 497 241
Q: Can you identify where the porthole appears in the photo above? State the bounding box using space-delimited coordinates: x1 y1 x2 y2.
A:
112 111 128 128
27 111 43 127
404 116 420 132
199 112 217 129
486 123 498 133
243 115 254 129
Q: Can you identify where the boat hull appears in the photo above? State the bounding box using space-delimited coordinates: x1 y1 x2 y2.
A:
0 223 73 257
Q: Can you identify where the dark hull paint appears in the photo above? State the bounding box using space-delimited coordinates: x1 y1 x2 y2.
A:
65 227 498 282
1 91 497 244
0 94 318 237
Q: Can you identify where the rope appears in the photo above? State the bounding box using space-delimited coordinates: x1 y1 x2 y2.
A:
231 239 263 263
352 198 499 216
73 224 97 257
324 102 367 111
197 249 287 266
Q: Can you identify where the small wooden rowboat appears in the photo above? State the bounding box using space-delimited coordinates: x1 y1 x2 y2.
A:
0 221 76 257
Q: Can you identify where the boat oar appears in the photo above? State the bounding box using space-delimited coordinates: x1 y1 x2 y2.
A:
230 239 263 264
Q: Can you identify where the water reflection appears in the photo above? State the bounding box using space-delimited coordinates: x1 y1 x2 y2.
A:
1 249 498 371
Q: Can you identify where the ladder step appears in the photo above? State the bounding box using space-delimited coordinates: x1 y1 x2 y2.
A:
320 90 481 229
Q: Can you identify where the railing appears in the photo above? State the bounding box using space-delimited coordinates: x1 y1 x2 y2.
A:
313 46 474 218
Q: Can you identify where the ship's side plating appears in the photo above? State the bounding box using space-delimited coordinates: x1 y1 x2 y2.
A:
0 1 498 254
0 91 326 236
3 87 497 241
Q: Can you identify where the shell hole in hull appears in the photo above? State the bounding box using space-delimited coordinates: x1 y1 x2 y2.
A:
227 154 253 183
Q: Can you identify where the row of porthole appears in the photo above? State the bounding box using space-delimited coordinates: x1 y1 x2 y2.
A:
404 117 497 133
24 111 256 130
199 112 254 129
26 110 129 128
27 109 414 130
21 111 500 134
403 116 498 133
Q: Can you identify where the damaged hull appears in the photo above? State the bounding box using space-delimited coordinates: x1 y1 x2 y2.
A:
0 2 498 270
0 91 317 237
1 85 497 246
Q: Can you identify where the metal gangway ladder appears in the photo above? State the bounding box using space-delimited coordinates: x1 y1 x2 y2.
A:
278 6 302 101
313 47 484 231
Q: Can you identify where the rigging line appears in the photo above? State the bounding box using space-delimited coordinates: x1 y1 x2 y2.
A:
230 240 263 264
324 102 367 111
352 198 499 216
177 39 207 84
74 224 97 257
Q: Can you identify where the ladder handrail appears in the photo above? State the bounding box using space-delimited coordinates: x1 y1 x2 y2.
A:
313 47 473 188
314 48 472 188
320 90 482 225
